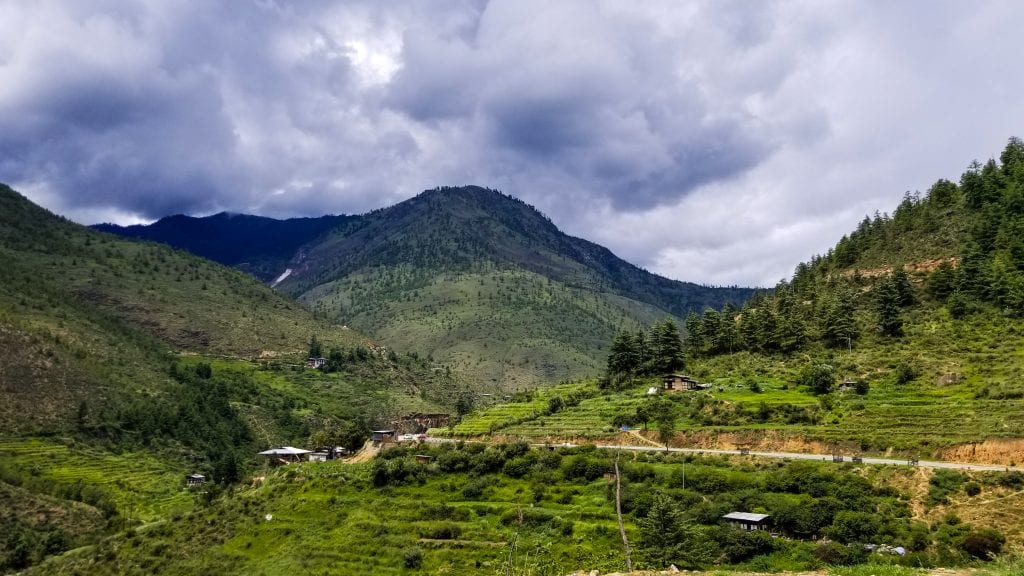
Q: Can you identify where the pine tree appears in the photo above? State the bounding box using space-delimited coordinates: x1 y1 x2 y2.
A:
607 330 640 377
651 319 685 373
683 312 704 357
876 275 904 337
822 294 858 349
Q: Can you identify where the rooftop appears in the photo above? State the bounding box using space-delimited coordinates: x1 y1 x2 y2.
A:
723 512 770 522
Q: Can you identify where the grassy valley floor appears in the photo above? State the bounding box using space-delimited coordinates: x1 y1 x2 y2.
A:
24 444 1024 576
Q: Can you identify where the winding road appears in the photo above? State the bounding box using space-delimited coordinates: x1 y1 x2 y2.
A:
424 437 1023 472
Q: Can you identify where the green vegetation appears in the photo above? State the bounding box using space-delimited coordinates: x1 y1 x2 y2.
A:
0 184 465 573
102 185 753 388
27 445 1022 575
452 139 1024 456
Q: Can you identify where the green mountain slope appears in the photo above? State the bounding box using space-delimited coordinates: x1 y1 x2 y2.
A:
281 186 753 389
0 184 462 572
452 138 1024 461
99 186 754 389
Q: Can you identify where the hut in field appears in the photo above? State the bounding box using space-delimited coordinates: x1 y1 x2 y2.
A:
257 446 312 465
723 512 771 531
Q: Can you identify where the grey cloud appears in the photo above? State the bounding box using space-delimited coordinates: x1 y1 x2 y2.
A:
1 0 1023 286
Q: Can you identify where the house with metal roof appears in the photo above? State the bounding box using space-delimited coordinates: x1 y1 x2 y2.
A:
723 512 771 531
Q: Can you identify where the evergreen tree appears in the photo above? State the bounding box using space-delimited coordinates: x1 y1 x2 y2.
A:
683 312 704 357
716 303 740 354
876 275 904 337
892 268 915 306
607 330 640 377
308 335 323 358
700 310 723 354
651 319 685 373
926 261 958 301
634 329 652 373
639 495 712 569
822 292 858 350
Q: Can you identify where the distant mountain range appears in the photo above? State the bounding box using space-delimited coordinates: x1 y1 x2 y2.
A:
97 186 756 388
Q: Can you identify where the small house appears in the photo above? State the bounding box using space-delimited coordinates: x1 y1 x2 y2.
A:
663 374 702 391
415 454 433 465
371 430 396 444
723 512 770 531
306 357 328 369
186 473 206 487
258 446 312 465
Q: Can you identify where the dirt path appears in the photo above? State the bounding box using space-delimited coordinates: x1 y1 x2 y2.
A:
626 429 664 449
344 440 380 463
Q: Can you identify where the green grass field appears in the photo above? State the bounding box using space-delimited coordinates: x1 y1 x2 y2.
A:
0 438 193 522
26 444 1024 575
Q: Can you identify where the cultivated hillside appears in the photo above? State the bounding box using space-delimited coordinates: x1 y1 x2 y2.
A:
451 138 1024 464
0 184 462 572
100 186 755 388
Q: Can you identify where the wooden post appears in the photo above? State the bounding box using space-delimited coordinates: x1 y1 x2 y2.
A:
614 452 633 573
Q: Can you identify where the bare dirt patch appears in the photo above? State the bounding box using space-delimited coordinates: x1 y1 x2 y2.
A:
937 438 1024 467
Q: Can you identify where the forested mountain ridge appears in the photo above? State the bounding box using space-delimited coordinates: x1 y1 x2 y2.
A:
276 186 752 316
94 212 353 282
99 185 754 389
675 137 1024 359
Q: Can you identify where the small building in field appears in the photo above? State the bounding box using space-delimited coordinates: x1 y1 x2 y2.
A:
415 454 433 465
371 430 396 444
186 473 206 487
723 512 770 531
258 446 312 465
306 357 328 369
663 374 705 391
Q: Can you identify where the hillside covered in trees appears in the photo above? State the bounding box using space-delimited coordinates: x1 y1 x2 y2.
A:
100 186 755 389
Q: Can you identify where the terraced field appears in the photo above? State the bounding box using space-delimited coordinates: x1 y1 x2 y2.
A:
439 382 593 436
0 438 194 521
449 372 1024 461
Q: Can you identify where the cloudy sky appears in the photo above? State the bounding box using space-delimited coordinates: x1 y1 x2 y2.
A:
2 1 1021 287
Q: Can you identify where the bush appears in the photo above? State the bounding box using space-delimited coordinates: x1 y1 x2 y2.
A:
964 482 982 496
425 524 462 540
461 481 485 499
403 546 423 569
958 528 1005 559
500 508 555 527
894 361 919 385
814 541 866 565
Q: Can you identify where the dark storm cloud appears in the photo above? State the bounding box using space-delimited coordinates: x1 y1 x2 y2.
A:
2 1 1023 285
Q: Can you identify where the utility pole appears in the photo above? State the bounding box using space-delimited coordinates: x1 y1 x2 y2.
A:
614 451 633 573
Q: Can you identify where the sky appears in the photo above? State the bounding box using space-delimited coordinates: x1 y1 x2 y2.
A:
2 1 1022 287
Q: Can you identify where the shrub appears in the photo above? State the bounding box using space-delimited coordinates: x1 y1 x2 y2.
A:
403 546 423 569
894 361 919 385
461 478 488 499
814 541 866 565
425 524 462 540
958 528 1005 559
964 482 982 496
